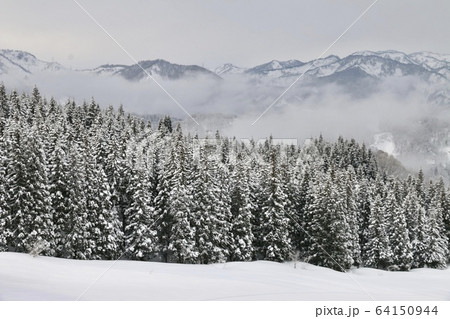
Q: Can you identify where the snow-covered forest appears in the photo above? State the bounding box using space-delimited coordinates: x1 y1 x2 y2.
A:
0 85 449 272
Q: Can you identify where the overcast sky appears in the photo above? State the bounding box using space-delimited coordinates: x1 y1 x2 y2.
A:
1 0 449 69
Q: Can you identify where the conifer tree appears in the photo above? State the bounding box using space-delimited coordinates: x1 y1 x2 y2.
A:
403 191 429 268
364 195 393 269
100 113 130 247
306 170 353 271
48 132 74 256
434 179 450 261
166 127 197 263
403 179 420 244
3 123 55 255
247 154 265 260
301 169 320 260
192 143 230 263
258 148 292 262
291 165 311 255
61 142 92 259
154 126 197 263
124 161 157 261
385 188 413 271
356 176 373 257
0 83 9 135
340 167 361 267
153 151 173 262
424 188 449 268
84 138 123 260
229 151 255 261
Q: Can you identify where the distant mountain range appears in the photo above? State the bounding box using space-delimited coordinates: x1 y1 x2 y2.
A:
0 49 220 81
216 50 450 88
1 48 449 84
2 48 449 106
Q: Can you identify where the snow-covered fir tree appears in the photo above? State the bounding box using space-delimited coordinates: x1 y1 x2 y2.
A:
191 141 230 263
305 169 353 271
59 142 92 259
385 187 413 271
229 150 255 261
403 191 429 268
165 126 197 263
424 185 449 268
339 167 361 267
364 194 393 269
257 147 292 262
3 122 55 256
83 138 123 260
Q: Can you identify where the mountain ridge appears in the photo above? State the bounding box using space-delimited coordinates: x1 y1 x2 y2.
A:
88 58 221 81
0 49 220 81
2 48 449 83
216 50 449 83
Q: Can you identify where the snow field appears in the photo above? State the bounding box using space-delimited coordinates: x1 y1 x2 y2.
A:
0 252 449 301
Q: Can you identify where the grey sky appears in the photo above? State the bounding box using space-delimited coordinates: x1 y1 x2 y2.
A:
1 0 449 69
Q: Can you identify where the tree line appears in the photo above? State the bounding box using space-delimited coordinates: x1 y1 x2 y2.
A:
0 85 449 271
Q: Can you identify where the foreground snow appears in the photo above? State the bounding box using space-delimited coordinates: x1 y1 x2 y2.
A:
0 252 449 301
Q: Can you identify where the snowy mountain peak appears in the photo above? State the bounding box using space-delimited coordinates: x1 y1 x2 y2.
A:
349 50 412 63
1 49 38 64
248 59 304 73
349 50 450 70
407 52 450 71
269 60 282 69
409 51 450 63
0 49 64 75
214 63 247 75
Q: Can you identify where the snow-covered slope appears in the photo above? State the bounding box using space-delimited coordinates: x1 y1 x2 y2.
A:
245 59 306 77
371 133 398 157
87 59 221 81
409 51 450 69
89 64 128 77
0 49 63 76
214 63 247 75
1 252 449 301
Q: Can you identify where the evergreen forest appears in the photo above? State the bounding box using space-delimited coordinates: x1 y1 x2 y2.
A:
0 85 449 272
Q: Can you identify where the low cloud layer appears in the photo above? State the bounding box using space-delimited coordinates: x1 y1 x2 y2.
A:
227 79 443 142
3 70 449 177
